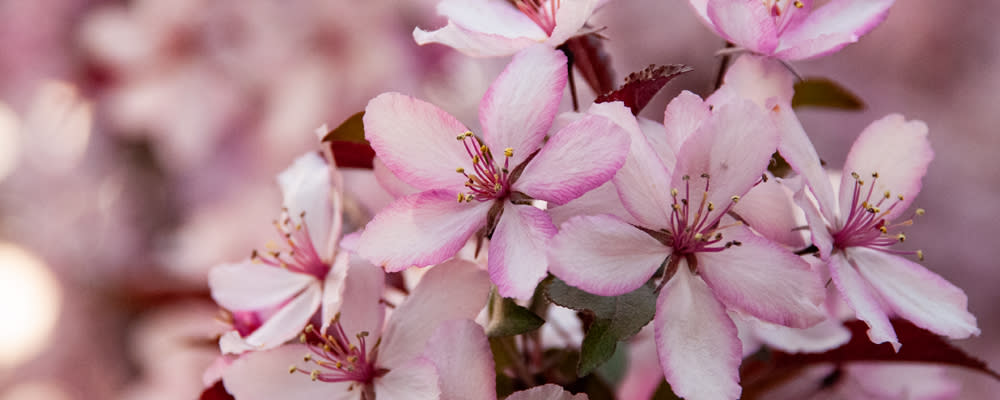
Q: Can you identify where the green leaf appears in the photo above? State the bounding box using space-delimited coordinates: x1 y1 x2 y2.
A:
545 278 656 376
791 78 865 110
485 289 545 337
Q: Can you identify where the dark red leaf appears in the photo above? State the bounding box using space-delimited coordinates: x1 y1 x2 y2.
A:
564 34 616 96
322 111 375 169
595 64 693 116
741 319 999 397
199 380 235 400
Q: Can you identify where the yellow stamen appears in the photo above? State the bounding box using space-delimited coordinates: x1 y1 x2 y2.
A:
504 148 513 157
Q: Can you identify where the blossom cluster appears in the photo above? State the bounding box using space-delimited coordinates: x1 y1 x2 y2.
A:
205 1 983 399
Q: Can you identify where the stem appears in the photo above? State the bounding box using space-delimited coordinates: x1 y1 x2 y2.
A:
501 336 536 386
712 41 735 91
559 44 580 111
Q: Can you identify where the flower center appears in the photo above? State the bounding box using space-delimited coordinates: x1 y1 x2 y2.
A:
763 0 806 34
289 317 384 386
251 210 331 280
642 174 744 258
454 131 514 203
512 0 561 35
831 172 924 260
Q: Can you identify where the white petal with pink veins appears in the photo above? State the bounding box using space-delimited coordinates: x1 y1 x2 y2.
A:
655 266 742 400
364 93 473 193
850 247 979 339
508 384 588 400
706 0 779 55
489 203 557 299
357 190 491 271
732 178 806 248
697 225 825 328
438 0 548 40
838 114 933 222
480 45 566 165
413 23 543 58
828 252 899 350
320 251 350 333
374 358 441 400
379 259 491 369
662 90 710 152
278 138 334 253
708 55 794 109
550 214 669 296
243 282 322 350
515 114 629 206
777 0 894 60
223 344 359 400
336 259 386 354
546 0 602 46
209 262 314 311
423 320 496 400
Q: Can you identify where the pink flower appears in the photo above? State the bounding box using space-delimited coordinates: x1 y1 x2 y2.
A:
413 0 603 57
209 152 350 353
358 45 629 299
221 259 490 400
689 0 895 60
794 114 979 350
548 92 825 400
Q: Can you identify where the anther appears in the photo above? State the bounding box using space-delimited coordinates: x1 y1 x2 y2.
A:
879 226 888 234
707 202 715 212
480 145 489 153
898 194 905 201
694 233 704 241
504 148 513 157
456 167 465 173
794 0 804 7
884 190 891 199
671 188 679 197
304 354 312 362
851 172 860 180
700 173 710 179
289 365 298 374
917 250 924 261
730 195 740 203
299 333 307 343
897 233 906 242
457 193 464 203
916 208 925 216
311 370 320 381
872 172 879 178
682 175 690 181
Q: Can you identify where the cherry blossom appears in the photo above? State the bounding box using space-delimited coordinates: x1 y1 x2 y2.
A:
688 0 895 60
209 152 351 353
794 114 979 350
358 45 629 299
221 259 490 400
548 92 825 399
413 0 603 57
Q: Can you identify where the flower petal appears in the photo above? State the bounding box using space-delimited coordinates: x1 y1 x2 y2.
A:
776 106 840 222
480 45 566 165
828 252 899 349
838 114 933 221
489 203 557 299
222 344 358 400
549 214 669 296
243 282 322 351
437 0 548 40
546 0 601 46
548 181 636 227
209 262 314 311
379 259 491 369
709 55 794 108
793 184 836 258
777 0 894 60
697 225 825 328
363 92 472 192
749 317 852 354
357 190 491 272
374 358 441 400
850 247 979 339
655 266 742 400
672 99 778 222
278 152 336 256
706 0 779 54
508 384 588 400
414 23 541 58
516 114 630 205
423 320 496 400
320 251 350 333
337 257 386 354
732 177 806 248
663 91 710 153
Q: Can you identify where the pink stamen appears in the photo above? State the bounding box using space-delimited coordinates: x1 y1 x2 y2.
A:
455 133 513 202
832 172 923 259
251 210 330 280
292 320 380 384
513 0 561 35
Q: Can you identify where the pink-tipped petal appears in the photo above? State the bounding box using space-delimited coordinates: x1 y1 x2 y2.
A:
379 259 491 369
618 329 663 400
337 258 386 354
414 24 541 57
222 344 358 400
706 0 779 54
672 99 778 218
423 320 496 400
546 0 601 46
374 358 441 400
850 247 979 339
793 185 835 258
480 45 566 164
750 317 852 354
838 114 933 221
687 0 712 25
438 0 548 40
776 106 840 222
663 91 710 152
364 93 472 192
777 0 894 60
549 214 669 296
243 282 323 350
278 152 335 255
548 181 637 227
373 156 419 198
828 252 899 350
655 266 742 400
320 251 351 333
515 114 629 205
357 190 491 272
209 262 314 311
698 225 825 328
732 178 807 248
708 55 794 109
508 384 588 400
489 203 557 299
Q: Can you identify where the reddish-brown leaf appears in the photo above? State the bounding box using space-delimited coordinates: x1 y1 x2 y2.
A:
199 380 235 400
595 64 693 116
322 111 375 169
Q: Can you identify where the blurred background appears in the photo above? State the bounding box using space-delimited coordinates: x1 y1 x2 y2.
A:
0 0 996 398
